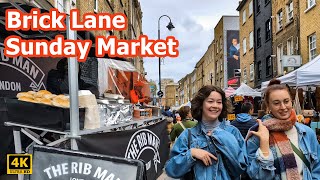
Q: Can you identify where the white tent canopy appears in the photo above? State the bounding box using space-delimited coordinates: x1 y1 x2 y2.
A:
232 83 261 97
261 54 320 90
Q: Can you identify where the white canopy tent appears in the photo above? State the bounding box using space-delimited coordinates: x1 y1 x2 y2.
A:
232 83 261 97
261 54 320 90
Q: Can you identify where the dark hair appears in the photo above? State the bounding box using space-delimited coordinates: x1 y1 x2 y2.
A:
264 79 291 106
178 106 191 120
241 102 253 113
191 85 232 121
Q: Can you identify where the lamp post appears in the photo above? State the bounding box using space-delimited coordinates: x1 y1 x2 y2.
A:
157 15 175 107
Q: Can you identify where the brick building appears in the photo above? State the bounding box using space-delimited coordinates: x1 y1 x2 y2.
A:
272 0 300 76
299 0 320 63
237 0 255 88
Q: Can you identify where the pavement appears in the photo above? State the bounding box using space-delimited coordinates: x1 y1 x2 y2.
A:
157 170 180 180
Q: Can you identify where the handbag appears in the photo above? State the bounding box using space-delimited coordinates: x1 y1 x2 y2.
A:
182 129 195 180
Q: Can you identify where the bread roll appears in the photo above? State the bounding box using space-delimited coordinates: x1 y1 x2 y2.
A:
39 98 52 105
55 94 69 100
16 92 33 99
43 94 57 100
34 90 52 98
27 91 36 95
18 97 36 103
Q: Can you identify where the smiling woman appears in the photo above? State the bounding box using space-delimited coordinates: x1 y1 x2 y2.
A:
165 85 247 180
246 79 320 180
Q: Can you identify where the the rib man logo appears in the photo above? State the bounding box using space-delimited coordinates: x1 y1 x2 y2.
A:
125 129 161 173
0 42 45 91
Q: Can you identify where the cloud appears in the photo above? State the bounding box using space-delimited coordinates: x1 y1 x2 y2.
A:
139 0 239 83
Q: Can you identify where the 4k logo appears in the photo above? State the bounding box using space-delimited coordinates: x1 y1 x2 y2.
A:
7 154 32 174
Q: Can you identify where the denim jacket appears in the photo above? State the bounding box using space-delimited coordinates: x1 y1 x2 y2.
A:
165 120 248 180
246 123 320 180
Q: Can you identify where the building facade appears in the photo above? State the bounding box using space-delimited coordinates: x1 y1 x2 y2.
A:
165 83 178 107
214 16 239 89
272 0 300 76
254 0 273 88
195 55 205 92
202 41 216 86
237 0 255 88
299 0 320 64
27 0 144 74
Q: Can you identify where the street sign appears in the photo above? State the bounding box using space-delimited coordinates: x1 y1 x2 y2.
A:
157 91 163 98
227 114 236 121
234 96 243 102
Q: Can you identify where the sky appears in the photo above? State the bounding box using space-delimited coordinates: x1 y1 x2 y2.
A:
139 0 240 84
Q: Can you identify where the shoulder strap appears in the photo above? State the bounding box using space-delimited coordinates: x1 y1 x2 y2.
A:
188 129 191 149
179 121 186 130
290 141 311 172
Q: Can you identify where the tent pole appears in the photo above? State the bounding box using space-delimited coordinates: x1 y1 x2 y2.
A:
66 14 80 150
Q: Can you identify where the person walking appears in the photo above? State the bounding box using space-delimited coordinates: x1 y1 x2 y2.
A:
170 106 197 142
165 85 248 179
231 102 256 138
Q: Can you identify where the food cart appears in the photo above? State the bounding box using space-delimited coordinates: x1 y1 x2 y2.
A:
0 2 168 180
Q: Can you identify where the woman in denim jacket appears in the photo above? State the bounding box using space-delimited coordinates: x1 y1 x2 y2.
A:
165 85 248 179
246 79 320 179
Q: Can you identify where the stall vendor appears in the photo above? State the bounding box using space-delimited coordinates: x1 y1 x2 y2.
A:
130 81 151 105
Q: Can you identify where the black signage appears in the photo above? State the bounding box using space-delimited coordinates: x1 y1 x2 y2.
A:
0 39 59 98
77 120 170 180
27 145 145 180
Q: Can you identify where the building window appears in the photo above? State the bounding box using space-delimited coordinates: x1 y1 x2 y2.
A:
309 33 317 61
265 0 270 5
216 40 219 54
243 38 247 54
277 44 283 74
257 61 262 80
216 61 219 73
277 10 283 30
250 63 254 81
256 0 261 13
242 10 246 24
94 0 98 13
220 60 223 72
249 31 253 49
287 37 294 55
220 36 222 50
243 67 247 84
307 0 316 9
287 1 293 22
266 56 272 77
249 1 253 16
265 19 271 41
257 28 261 47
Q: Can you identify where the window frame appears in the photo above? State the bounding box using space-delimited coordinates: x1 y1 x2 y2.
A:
257 61 262 80
307 0 316 9
249 31 254 49
265 19 271 41
242 9 247 24
249 1 253 16
277 44 284 74
309 33 317 61
287 1 293 22
257 28 261 48
250 63 254 81
277 10 283 31
266 56 272 77
287 37 294 55
256 0 261 14
243 38 247 54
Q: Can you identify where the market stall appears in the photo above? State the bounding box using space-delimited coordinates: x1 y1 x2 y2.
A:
0 2 167 180
227 83 261 119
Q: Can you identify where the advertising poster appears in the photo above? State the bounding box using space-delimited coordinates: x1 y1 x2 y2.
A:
227 30 241 88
